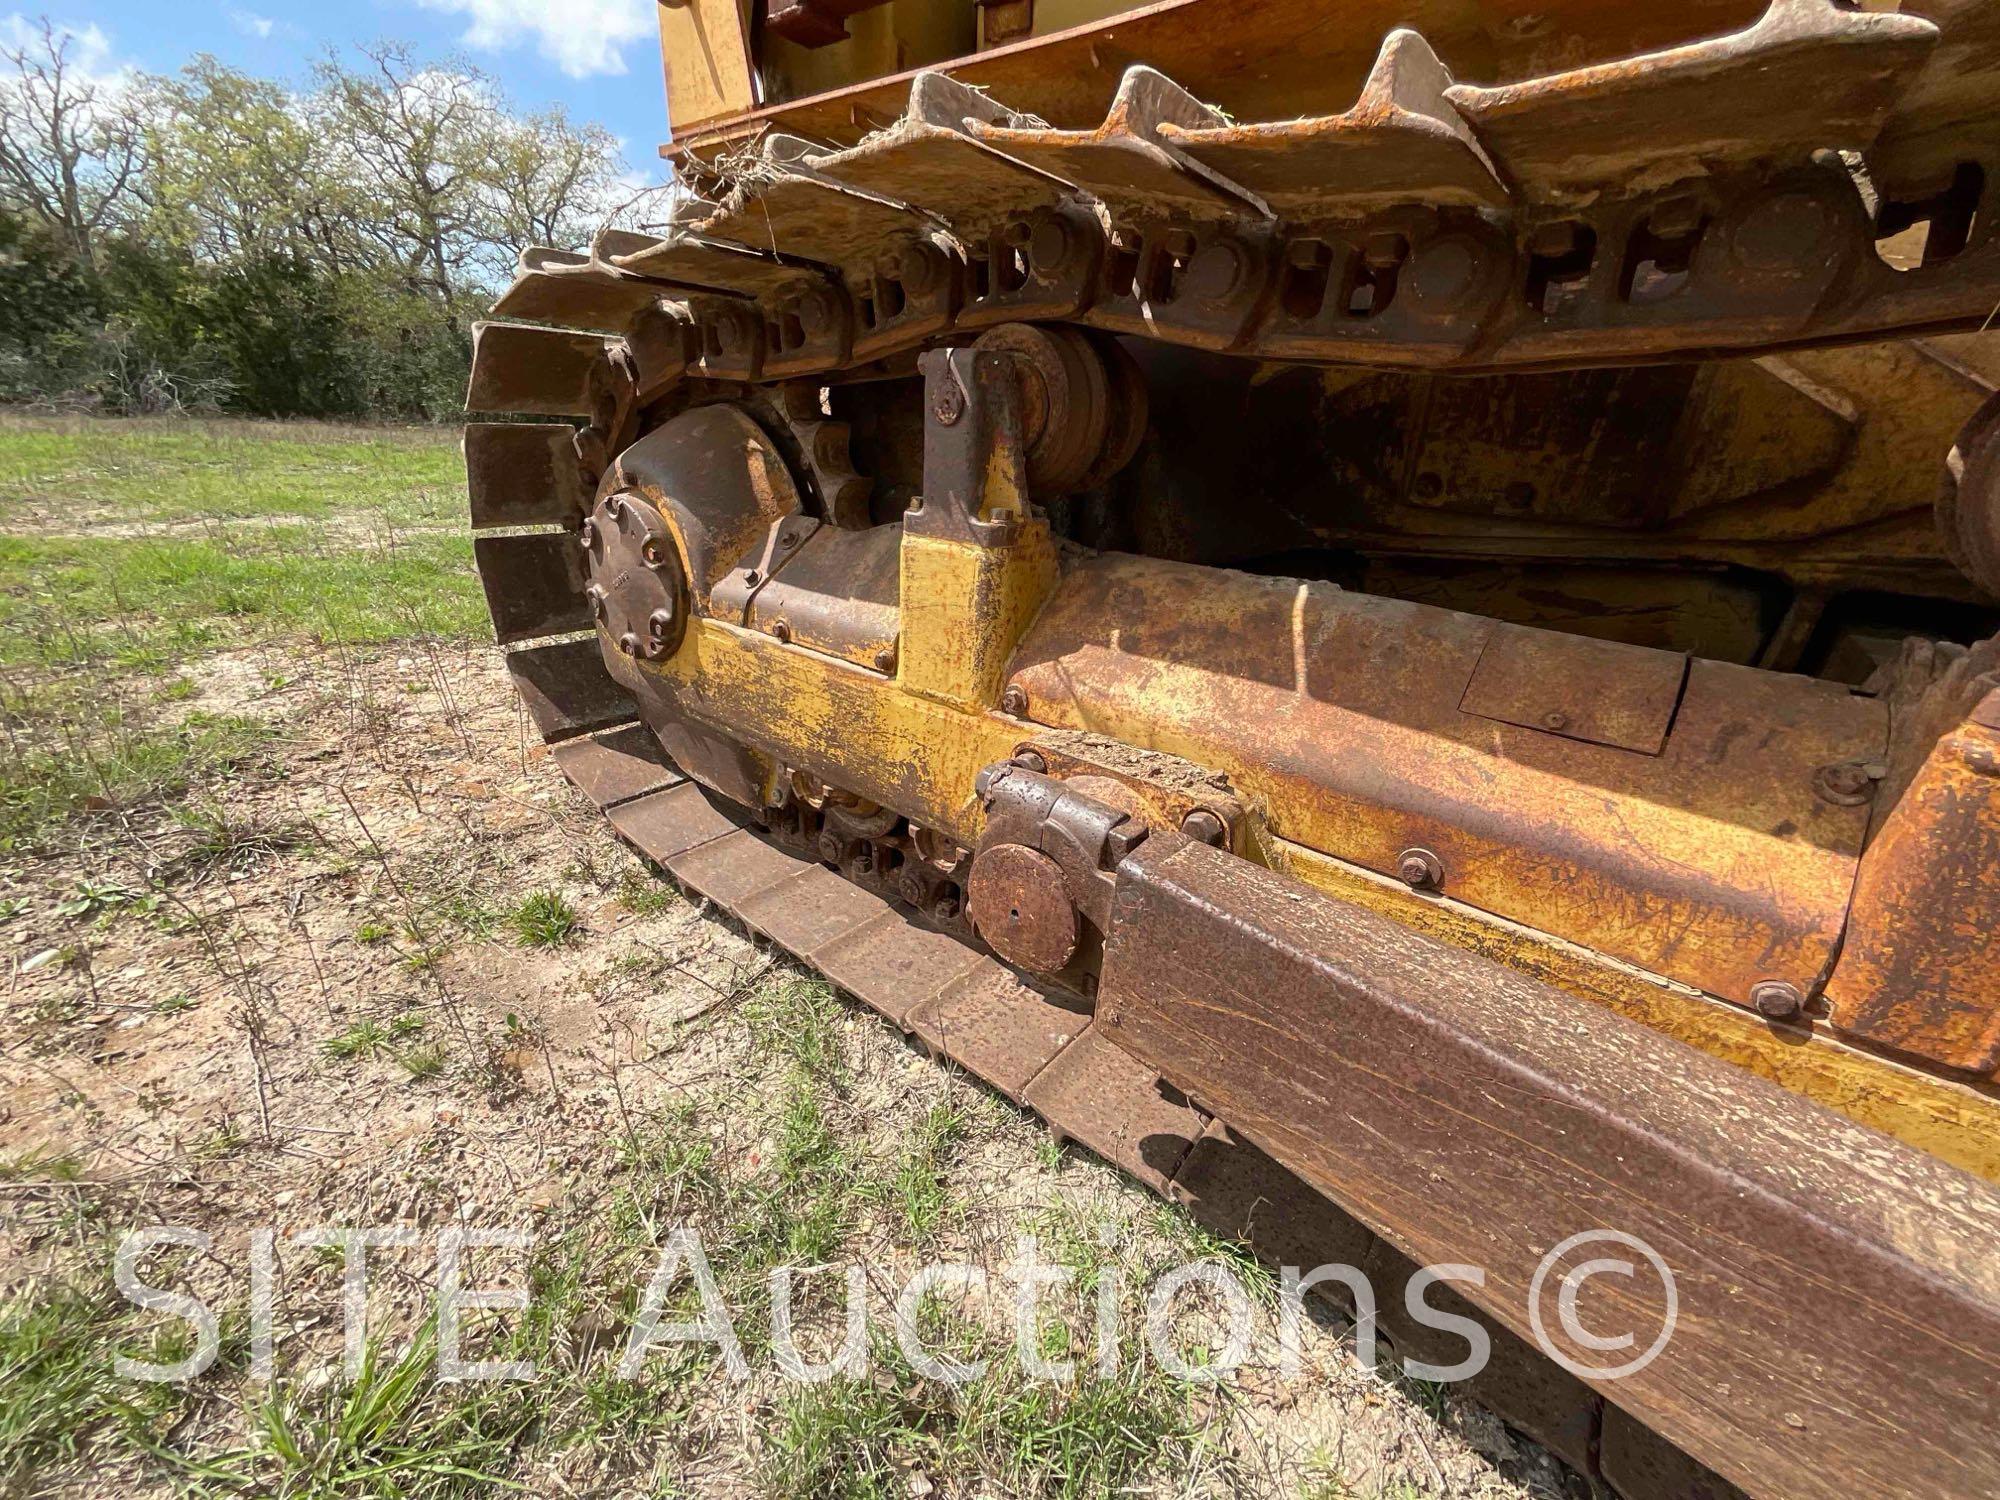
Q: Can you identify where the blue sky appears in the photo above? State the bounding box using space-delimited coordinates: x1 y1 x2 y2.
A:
10 0 674 181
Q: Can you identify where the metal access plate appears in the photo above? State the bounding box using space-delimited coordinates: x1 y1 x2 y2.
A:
1459 622 1688 754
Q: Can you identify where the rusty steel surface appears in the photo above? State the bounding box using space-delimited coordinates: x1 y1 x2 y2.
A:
540 732 1976 1500
465 423 588 530
1940 387 2000 598
965 842 1079 970
1098 829 2000 1500
1828 689 2000 1076
1004 552 1880 1009
1457 623 1686 753
552 2 2000 384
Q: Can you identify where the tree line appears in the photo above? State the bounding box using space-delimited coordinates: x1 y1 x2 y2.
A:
0 18 641 419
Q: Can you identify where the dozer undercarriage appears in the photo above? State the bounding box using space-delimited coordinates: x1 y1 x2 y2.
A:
463 3 2000 1496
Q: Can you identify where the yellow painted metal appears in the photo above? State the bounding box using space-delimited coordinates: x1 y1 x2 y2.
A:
899 525 1060 713
1004 552 1879 1006
639 612 1019 844
660 0 758 136
768 3 978 102
1279 839 2000 1186
621 596 2000 1182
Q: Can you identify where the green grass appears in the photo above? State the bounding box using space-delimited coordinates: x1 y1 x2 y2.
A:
321 1020 391 1061
397 1043 448 1080
0 702 273 852
0 414 479 853
874 1099 971 1242
0 416 460 528
508 889 583 948
0 1280 206 1486
201 1321 531 1498
757 1333 1214 1500
0 528 487 671
615 868 680 917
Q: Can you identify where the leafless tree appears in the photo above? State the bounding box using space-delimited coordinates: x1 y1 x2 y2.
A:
0 16 148 265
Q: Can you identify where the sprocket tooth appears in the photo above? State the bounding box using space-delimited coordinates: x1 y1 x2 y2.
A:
970 64 1269 222
699 134 946 273
1445 0 1939 207
791 409 873 529
1158 30 1506 219
809 70 1073 232
490 266 669 331
466 322 612 416
611 229 835 298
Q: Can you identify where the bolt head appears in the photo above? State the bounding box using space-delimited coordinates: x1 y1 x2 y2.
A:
1543 711 1570 732
1180 809 1228 847
617 631 641 657
585 585 608 620
898 874 926 905
933 382 965 427
578 519 598 551
1814 761 1875 805
930 893 961 924
648 606 675 636
771 619 790 643
873 645 897 673
1397 847 1443 890
817 832 843 864
1000 685 1028 716
1751 980 1805 1021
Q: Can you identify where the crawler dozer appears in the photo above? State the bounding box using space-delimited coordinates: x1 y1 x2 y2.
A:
464 3 2000 1494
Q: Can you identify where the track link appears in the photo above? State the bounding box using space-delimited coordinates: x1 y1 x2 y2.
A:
488 0 2000 394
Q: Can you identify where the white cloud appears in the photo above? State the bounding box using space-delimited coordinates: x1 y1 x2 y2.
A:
226 9 305 41
413 0 653 78
3 13 115 70
1 14 141 109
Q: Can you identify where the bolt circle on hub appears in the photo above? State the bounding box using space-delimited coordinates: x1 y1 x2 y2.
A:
584 489 689 663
